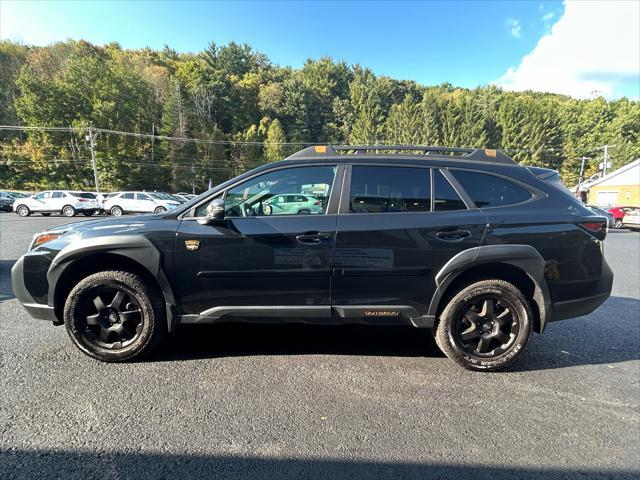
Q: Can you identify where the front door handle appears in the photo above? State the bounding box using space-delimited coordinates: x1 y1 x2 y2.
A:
436 229 471 241
295 233 331 245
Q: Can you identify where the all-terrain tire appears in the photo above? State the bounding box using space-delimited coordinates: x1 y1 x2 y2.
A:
63 270 166 362
435 279 533 372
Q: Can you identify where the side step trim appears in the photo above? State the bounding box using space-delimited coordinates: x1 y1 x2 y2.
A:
178 305 435 328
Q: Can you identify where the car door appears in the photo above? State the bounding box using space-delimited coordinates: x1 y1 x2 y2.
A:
174 164 343 316
332 165 487 322
136 193 155 212
50 191 67 211
118 192 135 212
31 191 51 211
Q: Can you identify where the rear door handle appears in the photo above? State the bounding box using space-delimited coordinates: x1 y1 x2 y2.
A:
436 229 471 241
295 233 331 245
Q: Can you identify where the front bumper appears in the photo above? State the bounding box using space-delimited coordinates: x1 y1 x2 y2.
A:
548 257 613 322
10 255 58 322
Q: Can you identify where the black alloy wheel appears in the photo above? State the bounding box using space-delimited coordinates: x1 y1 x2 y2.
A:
77 285 143 350
453 295 519 357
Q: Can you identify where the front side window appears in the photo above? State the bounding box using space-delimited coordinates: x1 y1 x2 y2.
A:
34 192 50 200
349 166 430 213
451 170 533 208
196 165 336 218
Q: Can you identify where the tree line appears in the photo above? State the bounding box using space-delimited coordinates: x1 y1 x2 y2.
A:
1 39 638 192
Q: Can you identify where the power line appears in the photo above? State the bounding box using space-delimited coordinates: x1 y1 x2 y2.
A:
0 125 322 147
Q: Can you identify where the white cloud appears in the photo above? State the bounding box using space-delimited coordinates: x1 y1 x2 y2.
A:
507 19 522 38
497 1 640 99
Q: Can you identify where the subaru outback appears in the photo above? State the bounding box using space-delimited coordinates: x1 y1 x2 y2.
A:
11 146 613 371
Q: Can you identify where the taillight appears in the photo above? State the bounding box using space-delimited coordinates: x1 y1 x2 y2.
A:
580 222 605 233
78 198 87 202
314 201 321 206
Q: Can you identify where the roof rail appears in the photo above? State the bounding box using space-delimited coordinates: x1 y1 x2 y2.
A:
286 145 516 164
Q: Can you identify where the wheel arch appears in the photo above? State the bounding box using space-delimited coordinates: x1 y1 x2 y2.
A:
429 245 551 333
49 236 177 332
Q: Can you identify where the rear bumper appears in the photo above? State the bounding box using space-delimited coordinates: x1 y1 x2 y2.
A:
548 258 613 322
10 256 58 322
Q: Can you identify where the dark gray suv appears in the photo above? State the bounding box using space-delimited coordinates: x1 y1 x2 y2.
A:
11 146 613 371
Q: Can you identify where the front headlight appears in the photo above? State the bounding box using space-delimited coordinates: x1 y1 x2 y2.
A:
31 231 66 249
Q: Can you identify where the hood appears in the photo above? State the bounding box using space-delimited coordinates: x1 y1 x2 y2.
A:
45 214 163 234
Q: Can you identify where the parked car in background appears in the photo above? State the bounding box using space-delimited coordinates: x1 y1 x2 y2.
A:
0 191 16 211
103 191 181 216
262 193 323 215
607 206 636 229
622 208 640 231
177 192 197 200
587 205 614 228
13 190 100 217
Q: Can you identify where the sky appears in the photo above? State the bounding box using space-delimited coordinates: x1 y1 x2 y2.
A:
1 0 638 99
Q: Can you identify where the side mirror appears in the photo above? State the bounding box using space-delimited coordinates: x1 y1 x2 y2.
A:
197 198 225 225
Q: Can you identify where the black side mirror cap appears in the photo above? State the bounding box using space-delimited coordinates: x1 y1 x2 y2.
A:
197 198 225 225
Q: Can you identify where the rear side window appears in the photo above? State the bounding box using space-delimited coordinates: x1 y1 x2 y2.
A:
350 166 430 213
433 170 467 211
451 170 532 208
122 193 134 200
52 192 65 198
71 192 95 199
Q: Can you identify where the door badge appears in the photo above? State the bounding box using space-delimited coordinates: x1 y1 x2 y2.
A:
185 240 200 251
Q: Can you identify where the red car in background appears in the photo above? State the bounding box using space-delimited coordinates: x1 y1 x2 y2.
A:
607 206 637 229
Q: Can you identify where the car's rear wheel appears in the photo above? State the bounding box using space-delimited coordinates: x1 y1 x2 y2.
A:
110 206 123 216
63 270 166 362
62 205 76 217
614 218 624 229
154 206 166 213
298 209 311 215
16 205 30 217
435 279 533 372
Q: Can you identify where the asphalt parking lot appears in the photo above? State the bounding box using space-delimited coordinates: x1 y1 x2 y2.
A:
1 214 638 479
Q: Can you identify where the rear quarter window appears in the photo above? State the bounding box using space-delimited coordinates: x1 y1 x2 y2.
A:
451 170 533 208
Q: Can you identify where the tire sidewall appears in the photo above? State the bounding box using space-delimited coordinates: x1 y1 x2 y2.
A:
437 281 532 371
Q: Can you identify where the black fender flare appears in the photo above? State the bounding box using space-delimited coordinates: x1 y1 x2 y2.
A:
47 235 178 332
428 244 552 333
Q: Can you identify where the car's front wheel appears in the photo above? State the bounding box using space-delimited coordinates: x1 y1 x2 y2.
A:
154 206 166 213
15 205 30 217
63 270 166 362
435 279 533 372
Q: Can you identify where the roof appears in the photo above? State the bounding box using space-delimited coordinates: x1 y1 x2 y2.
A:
286 145 517 165
579 158 640 190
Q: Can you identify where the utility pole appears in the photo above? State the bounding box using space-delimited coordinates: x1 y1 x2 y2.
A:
577 156 590 202
86 127 100 193
596 144 616 177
